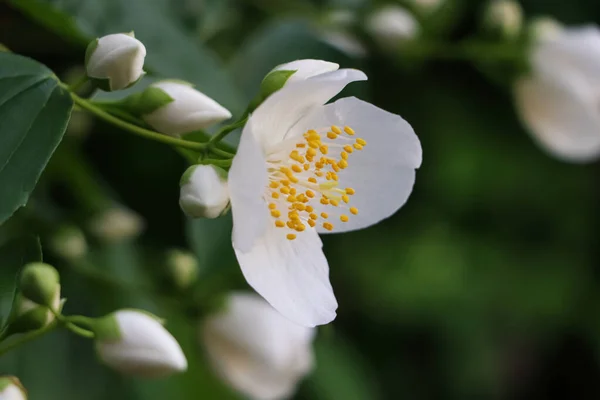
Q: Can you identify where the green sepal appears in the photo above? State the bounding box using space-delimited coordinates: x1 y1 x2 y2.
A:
89 72 145 92
92 314 122 341
6 302 50 335
84 38 99 68
180 165 199 187
248 69 297 111
19 262 60 307
123 86 174 115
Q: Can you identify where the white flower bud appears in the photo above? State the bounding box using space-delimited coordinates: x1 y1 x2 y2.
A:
166 249 199 290
85 33 146 91
94 310 187 378
180 165 229 219
0 377 27 400
50 226 87 260
19 263 60 308
89 207 144 242
528 16 563 42
142 81 232 136
366 5 420 48
201 293 315 400
484 0 523 39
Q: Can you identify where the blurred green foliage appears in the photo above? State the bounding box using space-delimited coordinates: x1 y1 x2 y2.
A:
1 0 600 399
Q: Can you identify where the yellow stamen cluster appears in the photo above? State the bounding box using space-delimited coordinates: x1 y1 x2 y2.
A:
266 125 367 239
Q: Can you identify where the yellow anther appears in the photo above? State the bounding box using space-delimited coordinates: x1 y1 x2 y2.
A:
315 162 325 169
309 213 318 220
275 220 285 228
297 194 306 202
271 210 281 218
340 215 349 222
356 138 367 146
281 180 291 186
315 171 324 177
280 166 291 174
296 143 306 148
287 233 297 240
350 207 358 215
268 203 277 210
319 145 328 155
294 203 306 211
306 190 315 198
308 177 317 184
308 219 316 227
321 212 329 219
341 151 348 160
269 181 279 189
353 143 363 150
330 199 339 207
345 188 355 195
307 129 318 136
306 205 314 212
290 188 297 195
289 212 300 220
325 172 333 180
280 187 290 194
338 159 348 169
332 164 340 172
320 198 330 205
289 175 299 183
344 126 355 135
286 221 295 229
308 141 319 149
292 165 302 173
342 195 350 203
332 173 339 181
331 126 342 134
307 148 317 157
287 195 297 202
327 131 337 139
323 222 334 231
304 163 310 171
295 224 306 232
272 192 280 199
344 145 354 153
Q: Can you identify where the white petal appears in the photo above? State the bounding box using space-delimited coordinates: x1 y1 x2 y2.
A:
514 77 600 163
292 97 421 234
234 225 337 327
229 123 270 252
273 59 339 82
202 292 315 400
250 69 367 151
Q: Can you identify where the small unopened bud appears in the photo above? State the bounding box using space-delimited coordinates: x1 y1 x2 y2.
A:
50 226 87 260
483 0 523 39
89 207 144 242
7 292 61 335
179 165 229 219
93 310 187 378
85 33 146 91
19 263 60 308
366 5 420 48
166 249 199 290
528 16 563 42
0 377 27 400
141 81 232 136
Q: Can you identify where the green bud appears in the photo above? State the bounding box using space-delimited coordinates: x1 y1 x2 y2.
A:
50 226 88 260
92 313 122 341
258 70 296 101
166 249 199 290
5 293 62 336
19 263 60 307
122 86 175 115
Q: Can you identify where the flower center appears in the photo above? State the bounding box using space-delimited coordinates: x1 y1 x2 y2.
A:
265 125 367 240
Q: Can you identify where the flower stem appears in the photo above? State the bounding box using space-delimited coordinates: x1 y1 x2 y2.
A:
62 85 207 151
201 158 232 168
208 118 247 146
68 75 89 93
0 323 57 357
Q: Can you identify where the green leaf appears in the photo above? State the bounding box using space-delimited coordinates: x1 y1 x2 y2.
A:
10 0 244 114
0 53 73 224
0 236 43 332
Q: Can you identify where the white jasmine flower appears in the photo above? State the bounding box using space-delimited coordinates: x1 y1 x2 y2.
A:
229 65 422 326
143 81 232 136
85 33 146 91
179 164 230 218
202 292 315 400
514 25 600 162
272 60 339 84
95 310 187 378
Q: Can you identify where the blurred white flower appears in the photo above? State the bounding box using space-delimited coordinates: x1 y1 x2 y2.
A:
366 5 419 47
95 310 187 378
514 25 600 163
89 207 144 242
143 81 232 136
166 249 199 290
50 226 87 260
179 164 230 218
528 16 563 41
228 65 422 326
0 377 27 400
85 33 146 91
484 0 523 39
202 293 315 400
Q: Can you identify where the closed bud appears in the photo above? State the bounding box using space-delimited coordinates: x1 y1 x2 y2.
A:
483 0 523 39
93 310 187 378
50 226 87 260
528 16 563 42
166 249 199 290
7 292 61 335
89 207 144 242
179 165 229 219
0 377 27 400
202 293 315 400
366 5 420 48
85 33 146 91
19 263 60 308
142 81 232 136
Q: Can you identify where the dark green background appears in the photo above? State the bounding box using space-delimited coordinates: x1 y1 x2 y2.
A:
1 0 600 398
